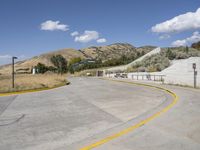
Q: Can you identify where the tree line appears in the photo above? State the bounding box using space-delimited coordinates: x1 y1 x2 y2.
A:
36 43 200 74
35 52 144 74
35 55 68 74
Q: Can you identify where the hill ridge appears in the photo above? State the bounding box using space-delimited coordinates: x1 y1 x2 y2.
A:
0 43 156 74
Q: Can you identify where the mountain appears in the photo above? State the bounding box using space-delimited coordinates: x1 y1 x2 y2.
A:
136 46 157 54
0 43 156 74
0 48 85 74
191 41 200 50
80 43 156 61
80 43 136 61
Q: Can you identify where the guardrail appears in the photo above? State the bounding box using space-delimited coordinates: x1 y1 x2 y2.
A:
131 74 165 82
105 73 165 82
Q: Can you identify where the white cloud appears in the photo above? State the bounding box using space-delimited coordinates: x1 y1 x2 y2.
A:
159 34 170 40
97 38 107 43
171 31 200 46
74 30 99 43
18 55 26 59
40 20 69 31
0 54 26 59
152 8 200 33
71 31 79 37
171 40 187 47
0 54 12 59
0 55 26 65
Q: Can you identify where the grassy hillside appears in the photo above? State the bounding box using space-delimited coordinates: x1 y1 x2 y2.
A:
1 42 200 75
0 43 156 75
128 47 200 72
191 41 200 50
80 43 137 61
80 43 156 62
0 74 68 93
0 48 86 74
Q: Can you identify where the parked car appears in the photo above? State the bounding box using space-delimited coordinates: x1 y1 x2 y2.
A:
120 73 128 78
114 73 121 78
86 72 92 76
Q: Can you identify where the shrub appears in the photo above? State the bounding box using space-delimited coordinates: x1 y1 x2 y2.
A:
35 63 48 74
166 48 176 60
69 57 82 66
175 52 189 59
184 46 189 54
147 65 157 72
129 53 170 72
138 67 146 72
126 67 138 72
51 55 68 74
191 41 200 50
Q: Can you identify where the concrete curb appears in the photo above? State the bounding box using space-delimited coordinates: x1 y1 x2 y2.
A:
0 82 70 97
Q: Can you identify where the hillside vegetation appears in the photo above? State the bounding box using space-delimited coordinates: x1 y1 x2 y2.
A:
0 43 155 74
0 48 85 74
1 42 200 75
67 45 156 73
191 41 200 50
0 74 68 93
128 46 200 72
81 44 155 62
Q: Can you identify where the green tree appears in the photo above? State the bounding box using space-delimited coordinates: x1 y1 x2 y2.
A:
69 57 82 66
185 46 189 54
51 55 68 74
35 63 48 74
166 48 176 60
191 41 200 50
68 66 74 74
68 57 82 74
48 66 57 72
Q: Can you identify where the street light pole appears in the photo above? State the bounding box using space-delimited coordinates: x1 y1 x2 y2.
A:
193 63 197 88
12 56 18 88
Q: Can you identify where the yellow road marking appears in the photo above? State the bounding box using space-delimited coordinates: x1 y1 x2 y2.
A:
0 83 69 97
80 78 179 150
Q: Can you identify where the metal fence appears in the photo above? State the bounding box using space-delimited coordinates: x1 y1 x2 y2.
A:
130 74 165 82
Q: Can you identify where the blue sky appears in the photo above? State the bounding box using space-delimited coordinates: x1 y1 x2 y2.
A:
0 0 199 65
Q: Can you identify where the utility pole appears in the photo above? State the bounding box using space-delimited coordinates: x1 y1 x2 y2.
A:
12 56 18 88
193 63 197 88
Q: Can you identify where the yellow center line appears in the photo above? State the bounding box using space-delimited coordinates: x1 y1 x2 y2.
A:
80 78 179 150
0 84 68 97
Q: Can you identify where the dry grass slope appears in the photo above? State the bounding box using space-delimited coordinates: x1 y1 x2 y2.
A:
81 43 137 61
0 48 86 74
0 43 156 74
0 74 68 93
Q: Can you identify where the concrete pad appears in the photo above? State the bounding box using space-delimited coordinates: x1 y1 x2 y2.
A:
0 77 166 150
91 79 200 150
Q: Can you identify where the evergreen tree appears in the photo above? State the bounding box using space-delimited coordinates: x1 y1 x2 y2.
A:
166 48 175 60
185 46 189 54
35 63 48 73
51 55 68 74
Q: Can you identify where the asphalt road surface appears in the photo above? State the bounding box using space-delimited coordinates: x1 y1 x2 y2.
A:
0 77 200 150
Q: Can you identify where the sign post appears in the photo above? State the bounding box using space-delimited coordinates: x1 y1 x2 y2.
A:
193 63 197 88
12 56 18 88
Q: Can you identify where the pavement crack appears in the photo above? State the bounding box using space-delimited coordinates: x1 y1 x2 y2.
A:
0 114 25 126
0 95 18 117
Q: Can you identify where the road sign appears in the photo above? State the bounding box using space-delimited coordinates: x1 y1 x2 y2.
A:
192 63 197 88
193 63 196 70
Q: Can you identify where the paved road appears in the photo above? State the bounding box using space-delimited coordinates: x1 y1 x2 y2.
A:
0 77 199 150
